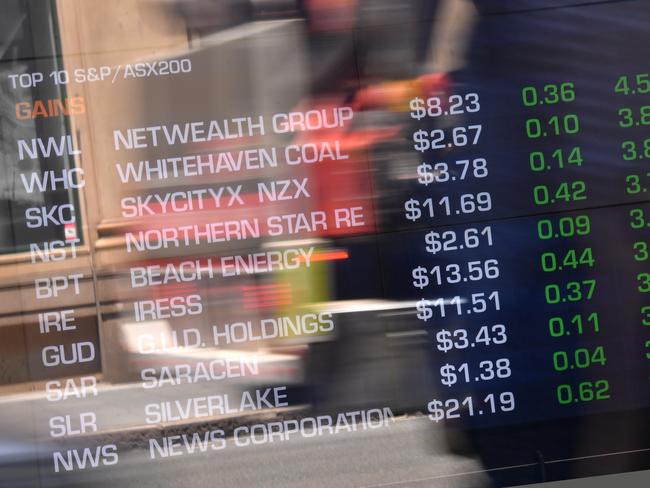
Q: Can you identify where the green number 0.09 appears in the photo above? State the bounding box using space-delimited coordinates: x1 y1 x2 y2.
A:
537 215 591 239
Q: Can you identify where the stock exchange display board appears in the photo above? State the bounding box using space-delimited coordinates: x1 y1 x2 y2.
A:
0 1 649 487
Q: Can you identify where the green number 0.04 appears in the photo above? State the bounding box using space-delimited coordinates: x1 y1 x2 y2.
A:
552 346 606 371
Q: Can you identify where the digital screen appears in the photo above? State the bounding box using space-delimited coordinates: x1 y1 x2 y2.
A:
0 1 649 487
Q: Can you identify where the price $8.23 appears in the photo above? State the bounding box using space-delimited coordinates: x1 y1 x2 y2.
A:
410 93 480 120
